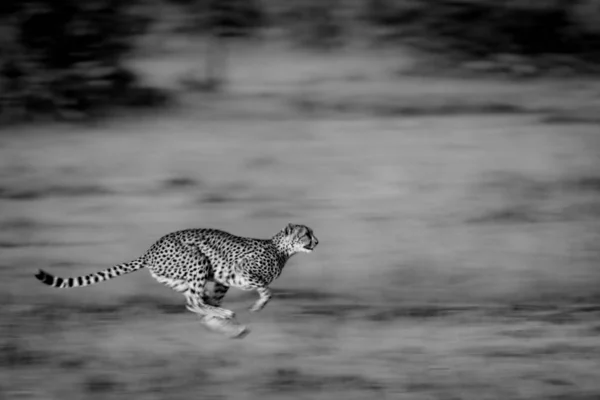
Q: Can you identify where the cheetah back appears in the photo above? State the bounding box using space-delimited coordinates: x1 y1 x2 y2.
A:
144 229 282 287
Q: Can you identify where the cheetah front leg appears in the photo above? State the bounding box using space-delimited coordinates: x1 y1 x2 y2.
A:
249 287 272 312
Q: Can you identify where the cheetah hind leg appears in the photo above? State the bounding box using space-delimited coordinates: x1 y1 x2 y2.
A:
184 289 235 320
151 272 234 319
203 282 230 306
185 290 249 339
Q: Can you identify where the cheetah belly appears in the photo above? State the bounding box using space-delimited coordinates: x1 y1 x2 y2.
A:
209 269 253 291
149 270 189 292
227 276 256 291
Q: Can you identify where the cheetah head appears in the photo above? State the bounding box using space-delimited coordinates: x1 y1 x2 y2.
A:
277 223 319 254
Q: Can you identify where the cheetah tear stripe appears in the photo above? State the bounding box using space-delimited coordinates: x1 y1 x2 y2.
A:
34 258 145 288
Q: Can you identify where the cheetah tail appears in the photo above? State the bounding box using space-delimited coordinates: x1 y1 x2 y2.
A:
34 258 146 289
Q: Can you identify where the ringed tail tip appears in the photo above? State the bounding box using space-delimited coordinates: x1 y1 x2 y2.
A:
35 269 54 286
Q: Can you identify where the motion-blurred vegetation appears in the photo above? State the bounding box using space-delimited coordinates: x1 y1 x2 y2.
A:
0 0 167 123
2 0 600 122
1 2 600 398
364 0 600 75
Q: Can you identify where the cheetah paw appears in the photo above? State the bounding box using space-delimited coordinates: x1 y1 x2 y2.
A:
201 315 250 339
186 304 235 320
217 308 236 320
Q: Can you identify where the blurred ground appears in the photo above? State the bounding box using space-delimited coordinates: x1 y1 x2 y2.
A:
1 41 600 399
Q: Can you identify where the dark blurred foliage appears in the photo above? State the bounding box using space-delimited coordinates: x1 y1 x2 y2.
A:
0 0 162 123
166 0 264 37
2 0 600 123
169 0 343 46
160 0 600 64
266 0 346 49
363 0 600 65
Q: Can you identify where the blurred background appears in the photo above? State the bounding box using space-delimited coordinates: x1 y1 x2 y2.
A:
1 0 600 399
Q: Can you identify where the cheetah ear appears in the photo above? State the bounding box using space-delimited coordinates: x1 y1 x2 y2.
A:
284 223 295 235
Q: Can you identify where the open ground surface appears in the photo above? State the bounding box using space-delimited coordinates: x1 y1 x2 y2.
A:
1 42 600 399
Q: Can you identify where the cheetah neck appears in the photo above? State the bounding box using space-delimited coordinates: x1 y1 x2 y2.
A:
270 232 297 260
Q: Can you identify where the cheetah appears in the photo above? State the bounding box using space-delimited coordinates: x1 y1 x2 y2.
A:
35 223 318 326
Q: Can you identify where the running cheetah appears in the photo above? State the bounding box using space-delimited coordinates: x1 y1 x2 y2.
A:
35 223 318 322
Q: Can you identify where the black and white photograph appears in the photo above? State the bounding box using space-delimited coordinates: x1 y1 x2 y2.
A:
1 0 600 399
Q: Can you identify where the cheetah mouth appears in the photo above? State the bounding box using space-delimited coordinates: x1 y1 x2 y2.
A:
303 243 316 251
